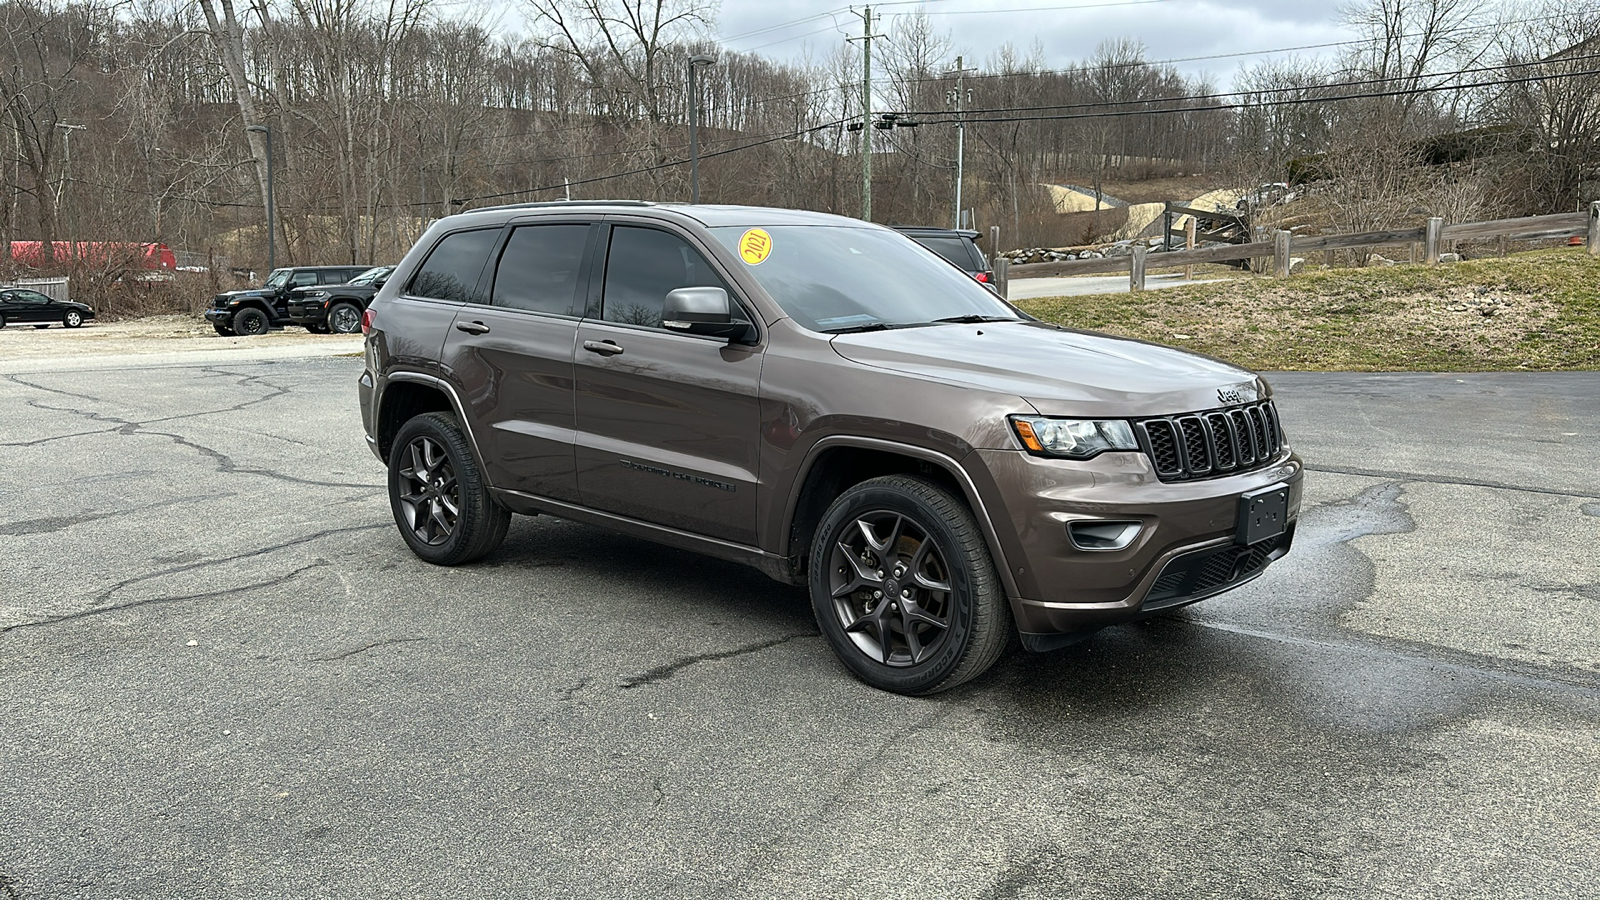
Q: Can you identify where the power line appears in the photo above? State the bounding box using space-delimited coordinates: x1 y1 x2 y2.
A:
911 66 1600 126
894 50 1600 118
444 116 853 208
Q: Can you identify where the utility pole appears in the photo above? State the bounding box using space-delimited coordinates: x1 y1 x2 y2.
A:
946 58 974 230
55 123 86 262
847 7 882 221
687 54 716 204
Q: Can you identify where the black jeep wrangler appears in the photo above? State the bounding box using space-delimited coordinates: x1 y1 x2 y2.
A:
286 266 393 334
204 265 371 336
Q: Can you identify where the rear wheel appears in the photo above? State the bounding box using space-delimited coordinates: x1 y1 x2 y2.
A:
232 307 269 336
63 310 83 328
328 302 362 334
809 474 1012 695
388 412 511 565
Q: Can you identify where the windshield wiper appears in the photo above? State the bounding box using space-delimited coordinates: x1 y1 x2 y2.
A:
822 322 896 334
930 314 1017 324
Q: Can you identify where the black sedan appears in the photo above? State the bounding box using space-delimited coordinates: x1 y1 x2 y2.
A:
0 288 95 329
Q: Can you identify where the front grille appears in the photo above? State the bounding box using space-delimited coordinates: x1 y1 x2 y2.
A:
1135 400 1284 482
1142 527 1293 610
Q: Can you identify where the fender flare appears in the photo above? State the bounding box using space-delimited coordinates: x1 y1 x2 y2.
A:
780 434 1022 601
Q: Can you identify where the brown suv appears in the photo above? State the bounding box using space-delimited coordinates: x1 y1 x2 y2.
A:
358 201 1302 694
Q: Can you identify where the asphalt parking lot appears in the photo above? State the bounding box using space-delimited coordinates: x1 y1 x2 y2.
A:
2 347 1597 899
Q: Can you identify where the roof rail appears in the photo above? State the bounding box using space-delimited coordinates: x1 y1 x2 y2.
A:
470 199 657 213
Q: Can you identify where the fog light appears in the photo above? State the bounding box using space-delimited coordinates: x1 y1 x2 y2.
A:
1068 520 1142 551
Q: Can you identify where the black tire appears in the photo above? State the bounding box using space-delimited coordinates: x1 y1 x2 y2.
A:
34 323 50 329
0 315 7 329
306 323 330 334
809 474 1012 695
388 412 511 566
327 302 362 334
213 323 236 336
232 307 269 336
63 309 83 328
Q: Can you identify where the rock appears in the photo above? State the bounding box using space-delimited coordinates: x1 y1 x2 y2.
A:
1080 250 1103 259
1288 257 1305 274
1104 244 1131 258
1368 254 1396 267
1480 306 1498 317
1439 252 1461 263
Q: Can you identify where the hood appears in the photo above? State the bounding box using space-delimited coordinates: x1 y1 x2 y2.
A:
219 288 272 300
829 321 1267 417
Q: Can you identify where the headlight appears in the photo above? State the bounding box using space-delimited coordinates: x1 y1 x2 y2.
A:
305 291 329 301
1010 416 1138 460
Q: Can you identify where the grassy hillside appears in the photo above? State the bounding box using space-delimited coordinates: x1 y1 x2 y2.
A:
1015 248 1600 371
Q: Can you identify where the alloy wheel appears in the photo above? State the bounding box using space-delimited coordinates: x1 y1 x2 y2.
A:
395 435 460 546
827 511 953 666
329 304 361 334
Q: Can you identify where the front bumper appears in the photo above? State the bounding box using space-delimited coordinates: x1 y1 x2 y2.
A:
970 446 1303 647
203 307 234 324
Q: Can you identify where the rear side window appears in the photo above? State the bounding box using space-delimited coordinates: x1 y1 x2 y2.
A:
323 269 359 285
911 236 981 271
492 224 590 316
601 226 730 329
409 229 498 303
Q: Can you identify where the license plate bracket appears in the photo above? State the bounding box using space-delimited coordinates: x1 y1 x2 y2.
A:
1237 483 1290 546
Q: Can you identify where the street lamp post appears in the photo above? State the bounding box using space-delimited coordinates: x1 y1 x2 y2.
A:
246 124 276 270
687 55 715 204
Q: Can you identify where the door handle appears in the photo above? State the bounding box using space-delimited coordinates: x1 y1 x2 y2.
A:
455 320 490 335
582 340 624 356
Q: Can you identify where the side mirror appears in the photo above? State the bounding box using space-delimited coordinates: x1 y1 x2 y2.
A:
663 286 749 340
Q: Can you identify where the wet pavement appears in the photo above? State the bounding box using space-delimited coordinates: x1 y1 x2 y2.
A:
2 356 1596 899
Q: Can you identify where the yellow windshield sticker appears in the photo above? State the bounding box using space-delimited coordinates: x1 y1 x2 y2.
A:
738 228 773 265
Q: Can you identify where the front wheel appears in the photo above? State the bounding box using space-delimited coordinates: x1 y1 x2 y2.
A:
327 302 362 334
809 475 1012 695
63 310 83 327
232 307 269 336
388 412 511 565
213 323 235 337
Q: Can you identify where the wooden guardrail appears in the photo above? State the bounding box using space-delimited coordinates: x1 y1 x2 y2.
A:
1000 201 1600 295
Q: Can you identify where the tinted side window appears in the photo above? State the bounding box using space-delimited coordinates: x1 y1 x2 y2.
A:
409 229 499 303
914 236 980 271
601 226 729 329
492 224 589 315
291 271 319 288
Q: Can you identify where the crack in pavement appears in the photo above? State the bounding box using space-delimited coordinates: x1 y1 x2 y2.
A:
619 632 819 688
2 563 328 635
1303 463 1600 501
86 523 384 609
6 372 378 488
315 636 426 661
0 494 234 537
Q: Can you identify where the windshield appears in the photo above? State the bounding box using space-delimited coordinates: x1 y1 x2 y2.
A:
263 269 290 289
350 266 389 285
709 225 1020 333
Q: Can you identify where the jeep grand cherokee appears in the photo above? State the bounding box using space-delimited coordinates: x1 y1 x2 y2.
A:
358 201 1302 695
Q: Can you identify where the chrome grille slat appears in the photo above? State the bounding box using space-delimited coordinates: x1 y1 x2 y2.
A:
1136 400 1284 483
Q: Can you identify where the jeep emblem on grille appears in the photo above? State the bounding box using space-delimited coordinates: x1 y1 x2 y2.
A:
1218 384 1258 406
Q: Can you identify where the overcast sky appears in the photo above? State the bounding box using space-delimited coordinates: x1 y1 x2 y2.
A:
711 0 1356 84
